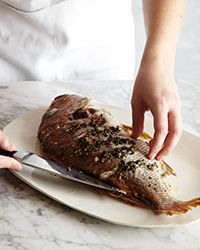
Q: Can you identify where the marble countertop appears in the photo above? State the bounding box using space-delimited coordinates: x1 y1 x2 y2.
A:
0 80 200 250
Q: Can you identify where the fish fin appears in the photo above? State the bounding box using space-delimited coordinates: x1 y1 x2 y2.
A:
157 198 200 215
95 186 148 208
107 192 148 209
122 124 152 141
162 161 177 177
140 132 152 141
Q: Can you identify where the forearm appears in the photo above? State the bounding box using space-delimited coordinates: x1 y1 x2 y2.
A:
142 0 186 72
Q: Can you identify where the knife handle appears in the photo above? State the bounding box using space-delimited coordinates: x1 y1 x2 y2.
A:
0 148 17 158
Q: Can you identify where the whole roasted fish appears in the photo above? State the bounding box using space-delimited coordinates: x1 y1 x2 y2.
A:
38 94 200 215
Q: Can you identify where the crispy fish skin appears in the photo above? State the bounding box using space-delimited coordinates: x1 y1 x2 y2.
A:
38 94 200 215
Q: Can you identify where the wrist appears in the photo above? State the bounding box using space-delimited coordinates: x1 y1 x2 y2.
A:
140 44 175 75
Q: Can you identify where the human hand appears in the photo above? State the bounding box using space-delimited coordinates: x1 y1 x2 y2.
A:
0 130 22 171
131 59 182 160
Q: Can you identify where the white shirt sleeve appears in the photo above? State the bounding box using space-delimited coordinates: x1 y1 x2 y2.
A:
0 0 64 12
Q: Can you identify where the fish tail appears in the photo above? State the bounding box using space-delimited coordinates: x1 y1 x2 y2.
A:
158 198 200 215
181 198 200 210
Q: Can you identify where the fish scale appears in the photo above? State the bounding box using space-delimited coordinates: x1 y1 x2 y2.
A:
38 94 200 215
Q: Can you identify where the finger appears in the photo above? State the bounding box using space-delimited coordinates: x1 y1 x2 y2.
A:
0 131 12 150
156 111 182 160
0 156 22 171
132 102 145 139
148 107 168 159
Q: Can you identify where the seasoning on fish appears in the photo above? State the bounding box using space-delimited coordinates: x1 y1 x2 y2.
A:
38 94 200 215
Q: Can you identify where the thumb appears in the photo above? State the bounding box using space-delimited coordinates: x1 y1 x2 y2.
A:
132 102 145 139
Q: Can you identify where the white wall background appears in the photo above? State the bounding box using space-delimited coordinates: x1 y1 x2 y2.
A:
132 0 200 81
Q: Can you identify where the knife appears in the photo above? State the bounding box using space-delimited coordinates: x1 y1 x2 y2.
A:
0 148 126 194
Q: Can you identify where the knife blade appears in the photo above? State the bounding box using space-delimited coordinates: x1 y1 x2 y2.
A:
0 148 126 194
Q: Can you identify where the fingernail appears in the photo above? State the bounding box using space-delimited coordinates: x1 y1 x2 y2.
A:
132 134 137 139
8 144 15 151
15 164 22 171
156 155 164 161
132 132 138 139
4 139 10 148
149 153 156 160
